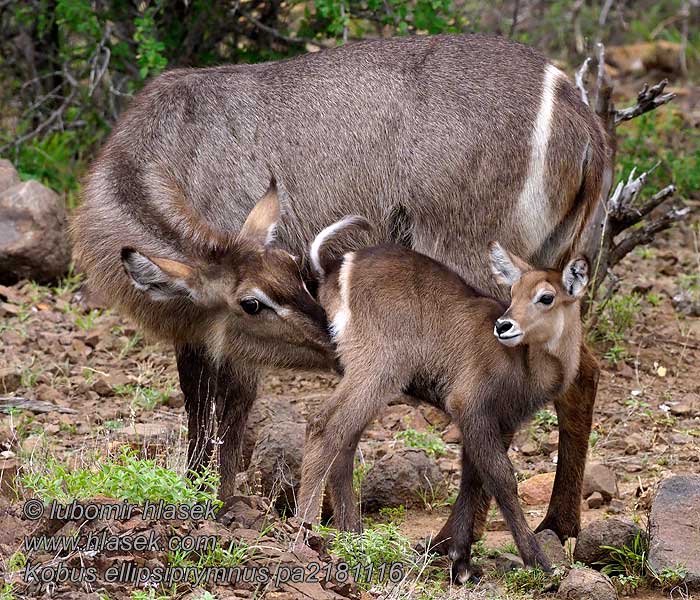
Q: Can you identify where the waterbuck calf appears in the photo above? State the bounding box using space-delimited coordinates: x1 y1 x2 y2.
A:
72 34 608 530
298 219 591 581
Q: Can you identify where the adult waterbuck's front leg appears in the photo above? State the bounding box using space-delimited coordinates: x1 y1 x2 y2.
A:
176 344 259 500
537 344 599 540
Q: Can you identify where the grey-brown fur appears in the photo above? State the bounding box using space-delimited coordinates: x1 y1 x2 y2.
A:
298 235 591 581
71 34 609 515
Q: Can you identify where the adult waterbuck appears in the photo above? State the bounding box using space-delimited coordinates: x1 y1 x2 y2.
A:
71 34 611 541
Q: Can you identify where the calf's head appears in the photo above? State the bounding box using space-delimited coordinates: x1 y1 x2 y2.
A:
489 242 589 348
121 183 334 369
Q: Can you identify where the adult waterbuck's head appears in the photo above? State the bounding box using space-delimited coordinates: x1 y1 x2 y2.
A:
120 182 335 370
489 241 589 350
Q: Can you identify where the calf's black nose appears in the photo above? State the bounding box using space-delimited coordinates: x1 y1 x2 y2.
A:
495 320 513 335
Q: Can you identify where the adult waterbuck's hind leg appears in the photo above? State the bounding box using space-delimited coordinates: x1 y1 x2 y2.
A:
176 344 259 500
536 344 599 540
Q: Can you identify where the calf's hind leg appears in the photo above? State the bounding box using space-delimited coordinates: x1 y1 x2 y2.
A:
297 372 393 529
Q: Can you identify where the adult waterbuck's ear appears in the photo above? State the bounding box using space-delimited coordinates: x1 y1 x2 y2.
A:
121 248 197 302
238 179 281 246
562 256 589 298
489 242 532 287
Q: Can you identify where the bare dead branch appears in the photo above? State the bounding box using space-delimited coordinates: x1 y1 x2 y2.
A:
615 183 677 229
594 43 614 126
608 167 648 216
509 0 521 38
609 206 691 267
575 57 591 106
614 80 676 124
0 397 78 414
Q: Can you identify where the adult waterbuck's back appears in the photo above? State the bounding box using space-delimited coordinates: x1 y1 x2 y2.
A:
72 34 611 537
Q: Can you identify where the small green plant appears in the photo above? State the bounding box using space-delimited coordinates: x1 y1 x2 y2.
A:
654 565 688 591
379 504 406 523
590 293 643 364
0 584 15 600
646 292 662 307
197 540 250 568
114 384 173 411
598 531 649 579
131 588 177 600
532 409 558 431
504 566 559 594
499 541 519 556
396 427 447 457
323 522 415 588
352 459 371 494
52 266 83 296
119 332 144 358
22 447 221 507
6 551 26 572
74 309 101 331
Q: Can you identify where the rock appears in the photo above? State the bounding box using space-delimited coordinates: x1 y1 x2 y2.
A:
586 492 605 510
558 567 617 600
0 368 21 393
247 406 306 509
672 291 700 317
520 440 540 456
217 495 276 530
543 430 559 454
582 463 618 502
361 448 444 511
518 472 555 506
90 377 115 397
649 475 700 587
21 433 44 455
0 180 70 283
574 518 643 566
536 529 568 566
243 395 308 469
0 160 19 193
442 423 461 444
606 41 682 76
0 457 18 497
490 551 524 574
669 394 700 417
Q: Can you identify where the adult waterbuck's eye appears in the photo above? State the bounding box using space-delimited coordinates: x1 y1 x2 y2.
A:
538 294 555 306
240 298 262 315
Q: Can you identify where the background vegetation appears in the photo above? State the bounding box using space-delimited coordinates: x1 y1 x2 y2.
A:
0 0 698 204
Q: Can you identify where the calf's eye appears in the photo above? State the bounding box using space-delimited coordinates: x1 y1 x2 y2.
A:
539 294 555 306
240 298 262 315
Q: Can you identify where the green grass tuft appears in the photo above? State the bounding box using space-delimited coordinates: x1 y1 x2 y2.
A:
22 447 220 507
